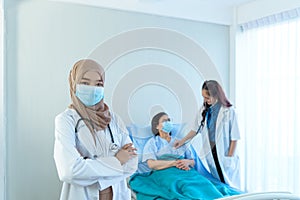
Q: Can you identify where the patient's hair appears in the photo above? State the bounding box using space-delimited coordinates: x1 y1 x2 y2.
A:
151 112 168 136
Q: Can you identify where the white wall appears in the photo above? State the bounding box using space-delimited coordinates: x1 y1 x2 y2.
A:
4 1 230 199
52 0 237 25
0 0 5 199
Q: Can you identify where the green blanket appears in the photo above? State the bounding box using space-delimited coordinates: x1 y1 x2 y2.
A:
129 167 241 200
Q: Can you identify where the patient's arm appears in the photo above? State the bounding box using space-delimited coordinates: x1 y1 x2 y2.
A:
147 158 195 171
147 159 176 170
175 159 195 171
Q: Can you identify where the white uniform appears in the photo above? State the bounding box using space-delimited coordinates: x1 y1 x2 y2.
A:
192 106 241 189
54 108 138 200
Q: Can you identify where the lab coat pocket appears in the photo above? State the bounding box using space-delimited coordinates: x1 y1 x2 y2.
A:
223 156 238 179
223 156 236 170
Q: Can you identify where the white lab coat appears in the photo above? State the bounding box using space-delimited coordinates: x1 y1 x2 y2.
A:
54 108 138 200
193 106 241 189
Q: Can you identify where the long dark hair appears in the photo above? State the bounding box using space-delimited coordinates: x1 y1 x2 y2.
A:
200 80 232 129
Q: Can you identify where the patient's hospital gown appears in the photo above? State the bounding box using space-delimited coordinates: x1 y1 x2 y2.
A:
142 135 193 162
130 135 241 200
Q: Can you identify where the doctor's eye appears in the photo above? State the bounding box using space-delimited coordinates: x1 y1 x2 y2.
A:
96 81 104 87
80 81 90 85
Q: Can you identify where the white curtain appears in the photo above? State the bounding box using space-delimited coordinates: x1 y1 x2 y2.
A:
236 11 300 195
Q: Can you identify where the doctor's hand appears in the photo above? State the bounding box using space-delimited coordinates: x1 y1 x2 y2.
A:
115 144 137 165
122 143 137 153
173 139 185 149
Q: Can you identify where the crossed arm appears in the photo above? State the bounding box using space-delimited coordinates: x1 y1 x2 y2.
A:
147 159 195 171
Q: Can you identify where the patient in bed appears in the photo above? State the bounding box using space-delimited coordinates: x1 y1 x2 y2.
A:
129 112 242 200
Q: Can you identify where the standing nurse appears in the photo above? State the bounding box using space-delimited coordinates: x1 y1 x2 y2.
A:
174 80 241 189
54 59 138 200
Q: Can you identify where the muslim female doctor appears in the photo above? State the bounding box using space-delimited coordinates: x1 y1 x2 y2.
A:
54 59 138 200
174 80 241 189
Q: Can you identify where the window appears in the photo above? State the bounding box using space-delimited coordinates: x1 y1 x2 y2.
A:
236 9 300 195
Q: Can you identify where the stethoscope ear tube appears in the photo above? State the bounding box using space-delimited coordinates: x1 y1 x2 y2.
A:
74 118 118 154
75 118 94 133
195 124 203 135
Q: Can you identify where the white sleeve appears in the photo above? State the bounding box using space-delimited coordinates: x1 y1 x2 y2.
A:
97 152 138 190
54 112 125 187
229 108 241 140
97 113 138 190
110 113 138 174
121 134 138 174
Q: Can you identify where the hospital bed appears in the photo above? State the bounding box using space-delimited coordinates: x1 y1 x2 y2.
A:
126 123 300 200
217 191 300 200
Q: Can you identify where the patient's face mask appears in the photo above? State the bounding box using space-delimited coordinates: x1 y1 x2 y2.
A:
162 121 174 133
75 84 104 106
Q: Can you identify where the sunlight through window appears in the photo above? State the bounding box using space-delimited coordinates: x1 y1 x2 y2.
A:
236 12 300 195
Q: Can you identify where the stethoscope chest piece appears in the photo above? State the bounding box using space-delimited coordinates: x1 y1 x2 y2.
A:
75 117 119 153
110 143 119 152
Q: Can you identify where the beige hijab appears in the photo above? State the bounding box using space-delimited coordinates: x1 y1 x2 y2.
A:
69 59 111 133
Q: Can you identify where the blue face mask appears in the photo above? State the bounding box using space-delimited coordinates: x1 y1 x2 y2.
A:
75 84 104 107
162 121 173 133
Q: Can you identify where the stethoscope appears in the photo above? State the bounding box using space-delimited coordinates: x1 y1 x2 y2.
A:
74 118 119 152
195 123 204 135
182 114 205 146
195 104 211 135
